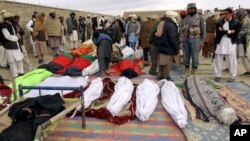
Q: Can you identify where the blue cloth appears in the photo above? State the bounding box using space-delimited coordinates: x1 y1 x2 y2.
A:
183 38 200 69
92 33 112 46
66 17 74 34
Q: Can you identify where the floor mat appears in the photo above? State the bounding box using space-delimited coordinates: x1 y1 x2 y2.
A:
223 81 250 101
183 119 229 141
46 102 185 141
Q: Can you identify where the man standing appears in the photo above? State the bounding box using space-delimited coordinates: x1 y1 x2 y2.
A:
45 10 62 56
92 15 98 32
66 12 78 49
148 15 160 75
13 14 33 72
125 14 140 50
0 10 8 68
156 11 180 81
86 15 93 40
236 8 250 76
79 17 86 43
59 16 66 53
203 11 216 58
33 12 48 64
214 8 240 82
1 12 24 77
140 16 154 63
26 11 38 57
45 10 61 57
182 3 205 77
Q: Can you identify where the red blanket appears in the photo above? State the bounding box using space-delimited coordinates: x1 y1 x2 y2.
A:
57 58 91 75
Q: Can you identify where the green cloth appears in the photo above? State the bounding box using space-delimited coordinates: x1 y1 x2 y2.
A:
79 55 94 62
175 83 183 88
8 69 53 101
63 52 74 60
206 80 224 89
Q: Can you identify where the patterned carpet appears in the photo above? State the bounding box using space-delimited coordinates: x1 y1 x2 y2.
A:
183 81 250 141
46 102 185 141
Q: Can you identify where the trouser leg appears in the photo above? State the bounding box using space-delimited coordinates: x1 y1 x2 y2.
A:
149 45 158 74
190 38 200 69
163 56 173 78
241 56 250 72
143 48 149 61
16 61 24 74
214 54 223 77
183 39 191 68
226 55 237 78
9 62 18 77
157 65 164 79
30 36 37 56
21 45 32 70
36 42 42 61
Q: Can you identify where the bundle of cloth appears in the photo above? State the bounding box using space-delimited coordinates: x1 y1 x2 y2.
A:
58 55 93 76
85 77 137 125
70 77 104 118
70 44 96 57
183 75 238 125
135 79 160 121
24 76 89 98
39 53 74 73
39 53 94 76
106 59 144 78
0 94 65 141
160 79 187 128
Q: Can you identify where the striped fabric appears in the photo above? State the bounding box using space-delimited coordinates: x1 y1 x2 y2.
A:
47 102 185 141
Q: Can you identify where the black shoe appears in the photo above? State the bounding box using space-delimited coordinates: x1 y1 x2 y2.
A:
215 77 221 82
18 73 24 77
240 72 250 76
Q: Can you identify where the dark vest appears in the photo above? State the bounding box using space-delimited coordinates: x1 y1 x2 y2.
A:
1 22 19 50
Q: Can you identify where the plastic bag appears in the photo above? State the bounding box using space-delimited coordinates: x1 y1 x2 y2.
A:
136 79 160 121
107 77 134 116
82 60 99 76
122 46 134 59
133 49 143 59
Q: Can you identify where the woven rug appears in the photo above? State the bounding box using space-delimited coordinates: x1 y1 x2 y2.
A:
183 81 250 141
46 102 185 141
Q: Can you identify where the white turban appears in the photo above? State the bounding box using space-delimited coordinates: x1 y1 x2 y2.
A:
165 10 178 26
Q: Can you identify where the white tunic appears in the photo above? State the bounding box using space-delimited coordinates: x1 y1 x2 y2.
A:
215 20 237 56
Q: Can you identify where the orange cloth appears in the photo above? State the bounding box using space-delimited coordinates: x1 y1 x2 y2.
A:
70 44 94 57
